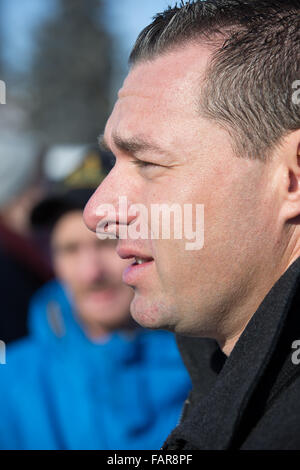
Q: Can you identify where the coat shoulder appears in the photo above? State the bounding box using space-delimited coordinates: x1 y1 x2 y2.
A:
242 374 300 449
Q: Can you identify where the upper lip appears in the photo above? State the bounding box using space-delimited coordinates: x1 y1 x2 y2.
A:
116 245 154 262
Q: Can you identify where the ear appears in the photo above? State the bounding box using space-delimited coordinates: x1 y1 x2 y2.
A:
278 130 300 223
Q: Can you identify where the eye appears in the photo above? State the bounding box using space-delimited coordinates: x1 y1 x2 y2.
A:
54 243 80 256
131 160 158 168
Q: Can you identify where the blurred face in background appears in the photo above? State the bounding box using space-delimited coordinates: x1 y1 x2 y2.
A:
51 210 133 339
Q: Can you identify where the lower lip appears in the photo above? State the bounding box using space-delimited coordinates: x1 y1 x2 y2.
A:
123 260 154 285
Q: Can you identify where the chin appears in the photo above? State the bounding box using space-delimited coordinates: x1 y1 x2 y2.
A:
129 294 172 331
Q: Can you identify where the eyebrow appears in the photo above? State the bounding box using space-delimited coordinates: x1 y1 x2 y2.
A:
98 133 168 158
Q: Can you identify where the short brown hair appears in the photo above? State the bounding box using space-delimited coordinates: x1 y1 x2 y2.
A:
130 0 300 160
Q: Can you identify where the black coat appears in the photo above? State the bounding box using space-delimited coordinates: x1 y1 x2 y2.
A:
163 257 300 450
0 223 52 344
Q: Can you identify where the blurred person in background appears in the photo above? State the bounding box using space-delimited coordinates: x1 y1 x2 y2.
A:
83 0 300 451
0 145 191 450
0 134 53 343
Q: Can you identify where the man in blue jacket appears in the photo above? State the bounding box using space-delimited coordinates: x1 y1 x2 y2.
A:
0 145 191 450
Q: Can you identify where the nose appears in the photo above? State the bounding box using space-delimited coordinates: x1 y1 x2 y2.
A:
83 185 106 234
83 165 137 236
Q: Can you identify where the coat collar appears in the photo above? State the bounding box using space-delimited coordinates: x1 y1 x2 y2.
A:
164 257 300 450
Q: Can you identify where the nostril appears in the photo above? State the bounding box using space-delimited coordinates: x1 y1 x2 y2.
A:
83 204 100 233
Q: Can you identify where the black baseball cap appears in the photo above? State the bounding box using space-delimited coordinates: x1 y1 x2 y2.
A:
31 144 114 230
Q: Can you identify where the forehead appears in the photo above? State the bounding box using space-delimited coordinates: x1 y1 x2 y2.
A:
105 43 213 145
52 211 95 244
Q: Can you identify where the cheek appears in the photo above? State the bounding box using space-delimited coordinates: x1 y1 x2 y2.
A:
54 257 79 288
150 238 196 298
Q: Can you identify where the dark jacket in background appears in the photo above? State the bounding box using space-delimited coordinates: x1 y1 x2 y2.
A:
163 257 300 450
0 221 52 343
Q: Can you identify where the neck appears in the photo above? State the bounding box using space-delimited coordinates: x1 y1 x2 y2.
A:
218 254 294 357
84 323 112 341
221 329 246 357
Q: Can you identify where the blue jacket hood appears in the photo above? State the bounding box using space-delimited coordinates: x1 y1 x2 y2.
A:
0 280 192 450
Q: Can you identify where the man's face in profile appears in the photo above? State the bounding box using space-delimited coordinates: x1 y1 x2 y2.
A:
84 43 281 342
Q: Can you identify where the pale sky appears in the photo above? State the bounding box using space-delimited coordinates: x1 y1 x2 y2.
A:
2 0 171 72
